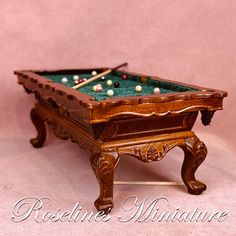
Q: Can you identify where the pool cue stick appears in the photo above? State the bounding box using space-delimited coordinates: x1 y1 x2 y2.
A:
72 62 128 89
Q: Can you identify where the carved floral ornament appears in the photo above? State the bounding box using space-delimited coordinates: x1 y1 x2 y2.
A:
118 141 181 162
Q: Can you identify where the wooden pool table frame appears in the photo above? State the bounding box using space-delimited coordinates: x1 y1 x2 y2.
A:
15 68 227 213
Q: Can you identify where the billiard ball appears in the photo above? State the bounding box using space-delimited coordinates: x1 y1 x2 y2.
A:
96 87 103 92
93 85 97 91
73 75 79 81
114 81 120 88
122 74 128 80
107 89 114 97
153 87 161 95
91 71 97 76
83 78 87 82
107 80 112 86
135 85 142 92
100 76 106 81
79 79 84 84
74 80 79 85
96 84 102 90
61 77 68 84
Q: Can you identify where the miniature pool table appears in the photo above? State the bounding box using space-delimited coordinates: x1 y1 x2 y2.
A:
15 68 227 213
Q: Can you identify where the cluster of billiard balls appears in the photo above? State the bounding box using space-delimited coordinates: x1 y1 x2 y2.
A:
92 77 121 97
61 75 87 86
61 71 161 97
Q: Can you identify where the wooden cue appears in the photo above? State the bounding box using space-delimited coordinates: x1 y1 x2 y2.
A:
72 62 128 89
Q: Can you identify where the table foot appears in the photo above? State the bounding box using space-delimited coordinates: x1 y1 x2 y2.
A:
30 108 46 148
90 151 119 212
180 136 207 195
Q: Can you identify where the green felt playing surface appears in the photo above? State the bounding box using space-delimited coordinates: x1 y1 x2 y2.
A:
43 72 198 101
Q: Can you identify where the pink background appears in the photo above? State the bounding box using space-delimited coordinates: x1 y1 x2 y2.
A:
0 0 236 235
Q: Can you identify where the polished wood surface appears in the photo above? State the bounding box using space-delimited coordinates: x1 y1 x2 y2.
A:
15 68 227 213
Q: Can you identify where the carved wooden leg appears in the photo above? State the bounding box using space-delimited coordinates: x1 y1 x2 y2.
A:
180 136 207 195
30 108 46 148
90 151 119 213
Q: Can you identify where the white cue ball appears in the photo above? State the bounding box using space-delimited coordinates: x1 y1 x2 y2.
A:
153 87 161 95
135 85 142 92
107 89 114 97
61 77 68 84
107 80 112 86
73 75 79 81
91 71 97 76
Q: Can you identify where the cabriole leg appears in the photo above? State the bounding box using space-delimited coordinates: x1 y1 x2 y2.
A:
180 136 207 195
30 107 46 148
90 151 119 213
